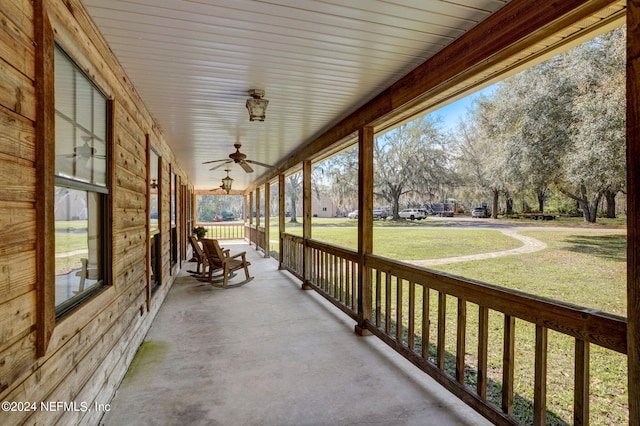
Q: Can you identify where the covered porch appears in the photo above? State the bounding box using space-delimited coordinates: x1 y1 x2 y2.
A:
103 243 490 425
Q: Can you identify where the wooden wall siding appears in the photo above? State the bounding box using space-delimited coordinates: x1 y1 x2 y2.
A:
0 0 38 407
0 0 191 424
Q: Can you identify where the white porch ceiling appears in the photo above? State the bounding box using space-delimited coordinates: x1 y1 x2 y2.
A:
80 0 512 190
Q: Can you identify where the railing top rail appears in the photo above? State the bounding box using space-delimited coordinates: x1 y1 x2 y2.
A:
366 253 627 354
195 222 243 227
306 238 359 262
282 232 304 244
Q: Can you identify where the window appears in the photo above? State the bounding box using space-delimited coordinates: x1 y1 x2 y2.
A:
54 45 110 317
149 149 161 291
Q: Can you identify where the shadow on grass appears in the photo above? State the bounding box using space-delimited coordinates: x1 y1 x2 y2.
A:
562 234 626 262
376 314 570 426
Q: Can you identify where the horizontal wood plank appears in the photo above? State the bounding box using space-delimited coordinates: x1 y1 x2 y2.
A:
0 7 36 79
0 291 35 348
0 104 35 161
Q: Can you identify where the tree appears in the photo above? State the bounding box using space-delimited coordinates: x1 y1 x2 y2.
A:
321 148 359 215
374 117 451 219
455 27 626 223
286 173 302 223
557 28 626 221
453 108 509 218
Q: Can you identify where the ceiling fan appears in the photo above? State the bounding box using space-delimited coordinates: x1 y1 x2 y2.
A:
202 143 272 173
61 136 106 160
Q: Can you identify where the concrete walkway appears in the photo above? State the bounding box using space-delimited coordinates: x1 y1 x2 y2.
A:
102 243 491 426
407 228 548 266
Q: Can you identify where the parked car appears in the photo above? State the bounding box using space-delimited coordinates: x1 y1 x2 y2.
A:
399 208 427 220
373 209 388 220
471 207 490 218
348 210 359 219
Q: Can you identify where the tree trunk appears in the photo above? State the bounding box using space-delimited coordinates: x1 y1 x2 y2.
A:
289 194 298 223
505 193 514 215
491 188 499 219
605 189 618 218
537 190 545 212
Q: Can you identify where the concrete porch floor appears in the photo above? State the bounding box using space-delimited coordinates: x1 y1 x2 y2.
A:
101 242 492 426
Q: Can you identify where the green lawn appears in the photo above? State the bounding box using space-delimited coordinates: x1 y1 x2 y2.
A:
285 225 523 259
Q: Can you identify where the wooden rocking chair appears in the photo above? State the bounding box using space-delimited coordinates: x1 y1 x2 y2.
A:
200 239 253 288
188 235 208 275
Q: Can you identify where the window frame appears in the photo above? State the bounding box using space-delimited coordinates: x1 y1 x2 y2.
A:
52 43 112 320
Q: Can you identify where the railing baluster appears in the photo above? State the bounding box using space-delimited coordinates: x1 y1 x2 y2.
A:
502 314 515 415
437 292 446 370
422 285 430 360
339 257 344 303
333 255 340 300
477 306 489 399
396 277 403 343
408 281 415 351
351 260 357 311
534 325 548 425
456 298 467 384
375 269 381 326
574 338 590 425
385 272 392 335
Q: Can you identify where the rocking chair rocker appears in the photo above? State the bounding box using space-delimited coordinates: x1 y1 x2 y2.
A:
200 238 253 288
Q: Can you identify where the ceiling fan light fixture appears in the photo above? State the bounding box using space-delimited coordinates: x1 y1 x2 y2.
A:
246 89 268 122
221 168 234 194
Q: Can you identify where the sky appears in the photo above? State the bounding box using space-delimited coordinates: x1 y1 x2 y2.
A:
427 84 499 132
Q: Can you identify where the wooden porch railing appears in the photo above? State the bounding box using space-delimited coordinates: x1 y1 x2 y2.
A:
279 232 627 425
196 222 245 240
245 224 268 254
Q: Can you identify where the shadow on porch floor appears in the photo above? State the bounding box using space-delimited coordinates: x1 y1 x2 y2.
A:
102 242 491 426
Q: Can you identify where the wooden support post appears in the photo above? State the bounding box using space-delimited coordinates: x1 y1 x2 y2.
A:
249 191 254 226
243 193 248 227
278 174 285 269
264 183 270 258
628 3 640 424
356 126 373 336
255 186 261 228
302 160 312 289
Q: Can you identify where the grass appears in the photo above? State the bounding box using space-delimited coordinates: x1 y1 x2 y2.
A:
285 224 523 259
55 220 89 274
279 217 628 424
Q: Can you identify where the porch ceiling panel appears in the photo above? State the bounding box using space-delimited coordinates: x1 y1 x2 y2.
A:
80 0 510 190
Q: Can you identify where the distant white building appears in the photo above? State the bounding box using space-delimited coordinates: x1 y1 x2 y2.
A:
312 193 336 218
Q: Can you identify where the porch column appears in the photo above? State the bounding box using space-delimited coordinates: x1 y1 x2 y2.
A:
243 192 248 223
264 182 270 258
627 3 640 424
255 186 261 228
356 126 373 335
302 160 312 289
278 174 285 269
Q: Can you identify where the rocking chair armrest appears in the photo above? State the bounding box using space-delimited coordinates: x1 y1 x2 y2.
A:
228 251 247 261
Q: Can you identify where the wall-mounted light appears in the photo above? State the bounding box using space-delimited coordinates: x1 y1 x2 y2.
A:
150 178 158 189
221 169 234 194
246 89 269 122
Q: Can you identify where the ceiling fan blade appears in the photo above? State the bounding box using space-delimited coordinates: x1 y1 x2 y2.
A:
245 159 273 169
202 158 228 165
209 161 231 171
238 160 254 173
